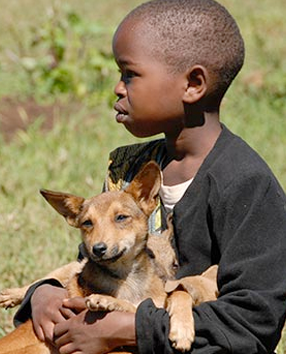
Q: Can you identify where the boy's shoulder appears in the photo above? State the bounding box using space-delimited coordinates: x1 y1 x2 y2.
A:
204 125 281 192
106 139 165 191
213 125 271 171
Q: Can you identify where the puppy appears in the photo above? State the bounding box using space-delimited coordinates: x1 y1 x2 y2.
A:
0 161 218 353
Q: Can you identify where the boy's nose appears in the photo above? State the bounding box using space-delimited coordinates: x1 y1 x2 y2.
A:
114 80 127 98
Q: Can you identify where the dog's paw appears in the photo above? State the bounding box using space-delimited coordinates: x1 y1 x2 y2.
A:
0 288 24 309
169 319 194 352
86 294 117 312
166 290 195 352
86 294 137 313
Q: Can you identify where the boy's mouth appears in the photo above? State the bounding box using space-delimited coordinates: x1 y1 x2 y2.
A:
114 103 128 123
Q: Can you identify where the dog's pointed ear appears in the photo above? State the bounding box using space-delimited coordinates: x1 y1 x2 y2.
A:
40 189 85 227
125 161 161 216
164 279 182 293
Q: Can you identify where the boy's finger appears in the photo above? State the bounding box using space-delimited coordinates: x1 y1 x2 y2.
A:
62 297 87 312
60 306 77 319
33 324 45 342
34 322 54 344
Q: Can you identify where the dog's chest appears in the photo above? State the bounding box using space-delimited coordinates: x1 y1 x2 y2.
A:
77 260 164 305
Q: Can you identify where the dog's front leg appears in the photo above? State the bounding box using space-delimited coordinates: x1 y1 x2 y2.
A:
0 286 29 309
86 294 137 313
0 261 84 309
164 265 218 351
165 291 194 352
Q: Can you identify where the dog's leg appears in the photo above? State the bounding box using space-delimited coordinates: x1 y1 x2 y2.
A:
0 286 29 309
165 265 218 305
0 261 83 309
166 290 194 352
0 319 53 354
164 265 218 351
86 294 137 313
0 317 133 354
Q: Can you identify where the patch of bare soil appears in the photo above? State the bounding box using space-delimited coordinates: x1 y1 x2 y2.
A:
0 97 68 142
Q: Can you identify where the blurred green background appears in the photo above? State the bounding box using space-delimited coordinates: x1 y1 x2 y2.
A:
0 0 285 351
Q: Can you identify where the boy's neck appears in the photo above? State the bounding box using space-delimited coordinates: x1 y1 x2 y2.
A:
162 113 221 186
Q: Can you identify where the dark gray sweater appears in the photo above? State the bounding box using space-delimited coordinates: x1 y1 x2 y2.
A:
136 126 286 353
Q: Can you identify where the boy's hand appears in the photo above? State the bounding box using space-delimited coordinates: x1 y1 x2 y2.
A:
62 297 87 313
31 284 72 344
54 309 136 354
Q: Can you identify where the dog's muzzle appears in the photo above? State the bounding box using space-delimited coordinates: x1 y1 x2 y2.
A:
92 242 107 257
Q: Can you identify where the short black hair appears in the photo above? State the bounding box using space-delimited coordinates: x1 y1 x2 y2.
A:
124 0 245 102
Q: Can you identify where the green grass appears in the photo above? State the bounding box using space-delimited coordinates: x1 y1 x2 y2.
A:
0 0 285 351
0 104 140 335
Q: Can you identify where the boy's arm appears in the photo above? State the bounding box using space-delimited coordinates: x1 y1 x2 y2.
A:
136 172 286 353
13 279 63 327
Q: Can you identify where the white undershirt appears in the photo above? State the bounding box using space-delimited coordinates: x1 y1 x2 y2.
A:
159 176 193 213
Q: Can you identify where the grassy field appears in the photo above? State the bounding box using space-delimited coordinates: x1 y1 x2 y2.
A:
0 0 285 352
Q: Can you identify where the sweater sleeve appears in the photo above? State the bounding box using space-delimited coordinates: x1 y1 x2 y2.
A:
136 171 286 354
13 278 63 327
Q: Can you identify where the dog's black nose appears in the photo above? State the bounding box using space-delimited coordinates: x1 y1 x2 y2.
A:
93 242 107 257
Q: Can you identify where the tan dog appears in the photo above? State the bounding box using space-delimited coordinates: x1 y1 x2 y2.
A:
0 161 218 354
0 216 178 310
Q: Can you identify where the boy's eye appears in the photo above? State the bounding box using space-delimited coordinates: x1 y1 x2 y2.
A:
120 70 137 84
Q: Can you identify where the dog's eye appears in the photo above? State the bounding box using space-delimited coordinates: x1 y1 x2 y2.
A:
82 219 93 227
115 214 129 222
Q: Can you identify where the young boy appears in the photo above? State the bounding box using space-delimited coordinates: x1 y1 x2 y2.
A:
14 0 286 353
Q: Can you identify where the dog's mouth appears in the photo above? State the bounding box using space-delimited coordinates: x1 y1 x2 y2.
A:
91 247 127 264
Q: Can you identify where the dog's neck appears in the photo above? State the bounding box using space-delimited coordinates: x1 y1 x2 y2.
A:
95 261 122 279
79 245 160 300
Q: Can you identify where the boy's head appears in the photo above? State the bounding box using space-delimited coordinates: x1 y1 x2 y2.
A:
117 0 245 105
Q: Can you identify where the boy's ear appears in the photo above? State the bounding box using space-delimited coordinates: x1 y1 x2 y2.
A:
125 161 161 216
182 65 208 104
40 189 85 227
